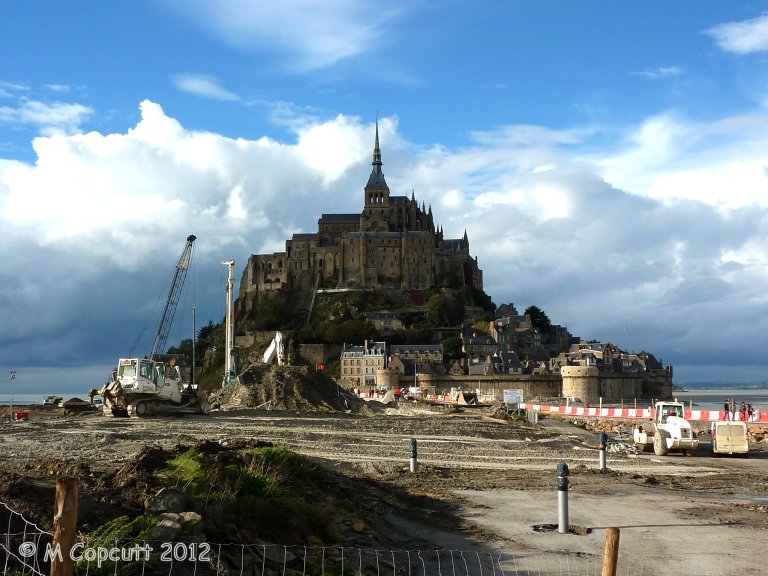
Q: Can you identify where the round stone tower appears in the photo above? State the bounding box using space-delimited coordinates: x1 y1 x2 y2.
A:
561 365 600 404
376 367 400 391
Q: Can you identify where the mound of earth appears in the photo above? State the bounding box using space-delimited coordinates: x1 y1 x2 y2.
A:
209 364 380 414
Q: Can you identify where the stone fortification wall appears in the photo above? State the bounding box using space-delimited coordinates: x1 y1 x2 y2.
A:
410 373 561 400
642 369 673 400
402 368 671 404
298 343 342 366
599 374 645 401
235 334 256 348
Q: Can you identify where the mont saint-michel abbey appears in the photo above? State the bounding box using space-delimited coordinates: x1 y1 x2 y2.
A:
238 123 483 308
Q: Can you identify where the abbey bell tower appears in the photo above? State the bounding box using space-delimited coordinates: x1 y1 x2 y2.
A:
361 118 390 232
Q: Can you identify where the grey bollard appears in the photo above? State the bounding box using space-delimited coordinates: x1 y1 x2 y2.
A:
410 438 418 473
598 432 607 471
557 462 569 534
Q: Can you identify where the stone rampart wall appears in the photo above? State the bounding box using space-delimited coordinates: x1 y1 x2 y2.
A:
401 370 671 402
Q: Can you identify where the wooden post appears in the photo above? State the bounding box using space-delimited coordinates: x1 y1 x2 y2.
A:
51 477 78 576
601 527 620 576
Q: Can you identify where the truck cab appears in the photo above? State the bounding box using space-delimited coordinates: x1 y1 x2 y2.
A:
114 357 184 402
659 403 683 423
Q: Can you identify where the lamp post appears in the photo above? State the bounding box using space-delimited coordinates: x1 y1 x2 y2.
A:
9 370 15 423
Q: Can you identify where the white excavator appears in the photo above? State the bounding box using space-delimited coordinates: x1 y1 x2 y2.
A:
89 235 210 417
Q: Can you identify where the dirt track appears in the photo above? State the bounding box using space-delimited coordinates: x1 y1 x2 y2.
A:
1 403 767 574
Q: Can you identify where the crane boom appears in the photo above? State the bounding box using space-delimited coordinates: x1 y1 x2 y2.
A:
150 234 196 358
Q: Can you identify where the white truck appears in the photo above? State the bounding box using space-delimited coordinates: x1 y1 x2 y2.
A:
710 420 749 456
633 401 699 456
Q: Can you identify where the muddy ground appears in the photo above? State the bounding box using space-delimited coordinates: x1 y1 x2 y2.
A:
1 401 767 575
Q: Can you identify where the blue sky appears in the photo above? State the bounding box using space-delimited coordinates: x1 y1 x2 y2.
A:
2 1 768 392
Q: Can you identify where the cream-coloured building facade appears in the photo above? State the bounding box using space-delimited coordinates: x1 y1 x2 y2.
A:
340 341 387 389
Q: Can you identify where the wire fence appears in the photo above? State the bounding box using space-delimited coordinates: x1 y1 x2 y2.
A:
0 499 765 576
0 500 52 576
3 538 766 575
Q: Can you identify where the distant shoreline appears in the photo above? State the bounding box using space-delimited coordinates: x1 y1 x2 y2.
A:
676 382 768 390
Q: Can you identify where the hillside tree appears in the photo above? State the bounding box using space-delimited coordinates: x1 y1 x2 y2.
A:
524 305 551 331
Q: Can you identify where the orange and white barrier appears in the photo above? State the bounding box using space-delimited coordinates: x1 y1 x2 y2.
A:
520 403 768 423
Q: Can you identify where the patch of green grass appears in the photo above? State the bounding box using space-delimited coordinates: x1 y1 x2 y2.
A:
245 446 312 485
85 514 158 548
151 445 344 545
158 445 319 506
75 514 158 576
159 447 210 495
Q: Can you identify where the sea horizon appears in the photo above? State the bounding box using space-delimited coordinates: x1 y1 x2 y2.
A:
677 381 768 390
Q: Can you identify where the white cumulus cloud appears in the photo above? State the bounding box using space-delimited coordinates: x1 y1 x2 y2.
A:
0 100 93 135
171 0 405 71
706 13 768 54
173 74 240 101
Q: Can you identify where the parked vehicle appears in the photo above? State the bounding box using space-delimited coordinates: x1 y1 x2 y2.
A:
61 397 98 416
43 395 62 406
711 421 749 456
633 401 699 456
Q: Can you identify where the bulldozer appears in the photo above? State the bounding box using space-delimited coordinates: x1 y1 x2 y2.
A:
91 356 209 417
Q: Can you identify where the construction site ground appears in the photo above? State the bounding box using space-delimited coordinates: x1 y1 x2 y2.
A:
1 398 767 575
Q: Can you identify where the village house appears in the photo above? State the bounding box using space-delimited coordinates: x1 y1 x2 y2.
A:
339 341 387 390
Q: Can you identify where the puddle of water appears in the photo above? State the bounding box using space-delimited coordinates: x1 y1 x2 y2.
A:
733 494 768 502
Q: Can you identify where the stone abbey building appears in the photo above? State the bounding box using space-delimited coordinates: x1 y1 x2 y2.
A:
238 123 483 310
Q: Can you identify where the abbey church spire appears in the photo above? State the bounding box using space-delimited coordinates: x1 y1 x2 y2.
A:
365 115 388 192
